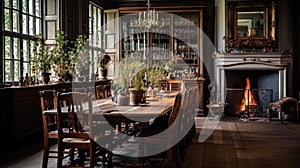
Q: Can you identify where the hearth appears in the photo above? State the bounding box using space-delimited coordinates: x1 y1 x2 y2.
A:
225 78 273 117
212 52 292 117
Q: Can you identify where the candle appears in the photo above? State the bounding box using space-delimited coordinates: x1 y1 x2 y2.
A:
144 11 146 19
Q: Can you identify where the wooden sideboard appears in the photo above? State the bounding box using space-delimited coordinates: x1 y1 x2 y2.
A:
0 80 111 149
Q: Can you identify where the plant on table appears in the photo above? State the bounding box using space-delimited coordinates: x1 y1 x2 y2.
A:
148 67 165 87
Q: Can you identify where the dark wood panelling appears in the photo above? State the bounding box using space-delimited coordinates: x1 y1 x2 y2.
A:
293 0 300 98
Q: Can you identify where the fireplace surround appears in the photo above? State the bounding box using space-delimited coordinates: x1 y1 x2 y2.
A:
212 52 292 107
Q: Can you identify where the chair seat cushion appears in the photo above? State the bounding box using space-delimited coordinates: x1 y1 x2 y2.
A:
63 138 90 143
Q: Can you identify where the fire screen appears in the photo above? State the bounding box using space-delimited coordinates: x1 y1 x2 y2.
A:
225 88 273 117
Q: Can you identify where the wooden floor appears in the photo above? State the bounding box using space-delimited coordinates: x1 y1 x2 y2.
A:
1 117 300 168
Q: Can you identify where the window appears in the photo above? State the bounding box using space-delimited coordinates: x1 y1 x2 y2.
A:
2 0 42 83
89 2 103 75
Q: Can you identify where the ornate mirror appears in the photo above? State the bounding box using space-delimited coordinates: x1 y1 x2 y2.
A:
237 10 265 38
226 0 277 49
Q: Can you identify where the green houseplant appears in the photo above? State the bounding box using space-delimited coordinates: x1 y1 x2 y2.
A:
113 54 146 105
130 69 147 105
69 35 89 81
31 35 52 84
148 67 165 87
97 51 111 80
51 30 69 82
51 30 88 82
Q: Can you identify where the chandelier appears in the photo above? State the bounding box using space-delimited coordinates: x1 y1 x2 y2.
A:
138 0 158 30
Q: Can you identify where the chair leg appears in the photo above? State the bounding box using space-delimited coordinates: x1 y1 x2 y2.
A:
90 143 95 167
280 111 284 124
42 138 49 168
57 145 64 168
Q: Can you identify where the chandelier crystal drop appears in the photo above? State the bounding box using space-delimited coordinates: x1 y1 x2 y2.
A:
138 0 158 30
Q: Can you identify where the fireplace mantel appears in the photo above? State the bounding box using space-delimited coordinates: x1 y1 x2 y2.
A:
212 52 292 103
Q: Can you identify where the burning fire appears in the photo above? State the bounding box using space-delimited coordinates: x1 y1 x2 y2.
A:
240 78 257 111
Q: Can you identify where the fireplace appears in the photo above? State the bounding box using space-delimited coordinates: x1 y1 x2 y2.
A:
225 74 274 117
212 52 292 117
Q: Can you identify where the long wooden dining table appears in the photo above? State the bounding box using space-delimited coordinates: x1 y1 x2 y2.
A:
43 91 178 130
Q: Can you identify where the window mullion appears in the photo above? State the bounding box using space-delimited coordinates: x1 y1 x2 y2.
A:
19 0 24 79
10 36 14 82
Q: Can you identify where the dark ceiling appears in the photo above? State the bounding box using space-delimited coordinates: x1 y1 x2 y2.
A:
94 0 214 9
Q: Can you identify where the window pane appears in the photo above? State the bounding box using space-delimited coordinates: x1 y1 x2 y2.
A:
22 0 28 13
12 0 19 9
22 15 28 34
4 9 11 31
13 38 20 59
35 0 41 17
30 40 35 57
4 0 10 8
4 36 11 59
29 0 33 15
29 16 34 35
93 6 97 38
97 9 101 46
13 10 19 32
36 18 41 35
89 4 93 35
23 40 29 61
89 17 93 35
24 63 30 75
5 60 12 82
14 61 20 81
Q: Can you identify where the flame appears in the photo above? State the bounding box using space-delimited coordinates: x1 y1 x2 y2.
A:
240 78 257 111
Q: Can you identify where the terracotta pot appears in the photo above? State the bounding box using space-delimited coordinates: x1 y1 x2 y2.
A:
41 72 51 84
99 69 107 80
130 90 145 105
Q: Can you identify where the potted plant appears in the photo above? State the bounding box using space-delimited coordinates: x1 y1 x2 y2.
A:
148 67 165 87
69 35 89 81
51 30 88 82
31 35 52 84
126 55 146 105
50 30 69 82
97 51 111 80
147 67 165 98
130 69 146 105
113 54 146 105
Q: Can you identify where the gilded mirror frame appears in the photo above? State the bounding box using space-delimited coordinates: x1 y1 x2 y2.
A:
226 0 277 49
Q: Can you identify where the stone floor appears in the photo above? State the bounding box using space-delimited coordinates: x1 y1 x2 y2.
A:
1 117 300 168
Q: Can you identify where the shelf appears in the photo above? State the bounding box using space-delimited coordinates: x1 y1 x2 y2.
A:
121 11 201 71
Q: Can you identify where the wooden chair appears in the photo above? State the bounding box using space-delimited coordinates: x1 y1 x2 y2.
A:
56 92 95 168
135 93 183 167
40 90 60 168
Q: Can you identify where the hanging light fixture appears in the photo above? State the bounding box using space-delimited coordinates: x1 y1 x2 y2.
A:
138 0 158 30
